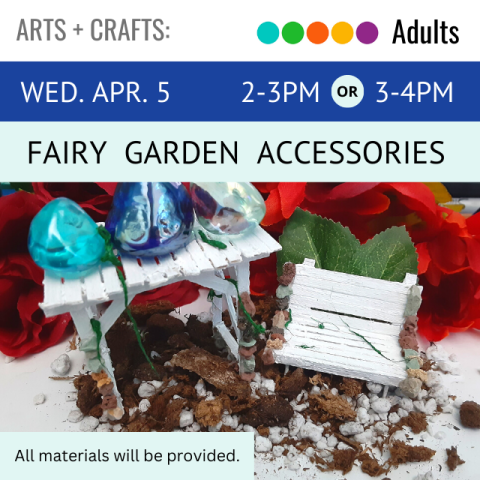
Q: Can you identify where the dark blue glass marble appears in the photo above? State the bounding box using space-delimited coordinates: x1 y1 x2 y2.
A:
28 197 105 279
105 182 194 257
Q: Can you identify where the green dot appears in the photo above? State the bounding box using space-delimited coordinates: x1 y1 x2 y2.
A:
282 22 304 44
257 22 279 45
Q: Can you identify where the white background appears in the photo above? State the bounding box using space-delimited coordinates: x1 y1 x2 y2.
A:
0 0 477 61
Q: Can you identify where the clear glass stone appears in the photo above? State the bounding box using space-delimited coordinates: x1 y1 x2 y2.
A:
190 182 266 235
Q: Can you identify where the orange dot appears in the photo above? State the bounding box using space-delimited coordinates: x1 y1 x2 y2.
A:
307 22 329 44
331 22 354 44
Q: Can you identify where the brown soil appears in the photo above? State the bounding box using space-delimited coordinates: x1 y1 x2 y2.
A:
74 374 101 415
276 367 308 400
309 390 357 422
460 401 480 428
358 453 388 477
147 313 185 341
186 316 217 353
253 295 277 329
389 441 435 465
339 378 364 397
170 347 250 398
396 412 428 434
240 394 293 427
257 425 270 437
121 299 176 325
329 449 357 474
446 446 465 471
71 295 449 478
195 398 224 427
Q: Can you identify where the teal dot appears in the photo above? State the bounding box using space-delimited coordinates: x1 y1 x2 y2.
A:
257 22 279 45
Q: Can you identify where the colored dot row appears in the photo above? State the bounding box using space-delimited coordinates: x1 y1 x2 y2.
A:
257 21 378 45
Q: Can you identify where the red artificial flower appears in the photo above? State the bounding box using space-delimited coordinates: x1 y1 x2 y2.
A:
0 191 71 357
33 182 114 222
0 184 201 358
254 182 480 341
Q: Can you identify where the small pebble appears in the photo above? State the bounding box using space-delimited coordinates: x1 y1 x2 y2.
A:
96 424 112 432
138 382 156 398
371 398 391 414
327 435 338 447
4 355 15 364
80 416 100 432
179 410 194 428
255 436 272 453
50 353 71 375
339 422 364 436
67 410 84 423
33 393 45 405
139 399 151 413
272 446 284 457
366 382 383 394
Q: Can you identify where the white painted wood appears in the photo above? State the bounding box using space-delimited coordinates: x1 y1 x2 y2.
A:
293 273 411 308
220 239 243 265
40 275 64 316
64 278 84 306
216 269 241 341
154 253 182 285
403 273 418 285
141 257 168 286
83 267 108 304
171 246 201 276
274 259 419 386
215 323 239 360
290 304 402 337
121 255 146 288
40 224 280 405
101 263 124 297
185 234 216 271
296 263 421 296
236 261 250 294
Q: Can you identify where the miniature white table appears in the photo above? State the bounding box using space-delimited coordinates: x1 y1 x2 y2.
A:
40 225 281 415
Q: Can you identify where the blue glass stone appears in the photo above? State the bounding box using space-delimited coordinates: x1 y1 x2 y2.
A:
105 182 194 257
28 198 105 279
190 182 266 235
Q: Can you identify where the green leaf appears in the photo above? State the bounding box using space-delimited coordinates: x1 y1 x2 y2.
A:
350 226 418 282
278 209 418 281
277 208 359 274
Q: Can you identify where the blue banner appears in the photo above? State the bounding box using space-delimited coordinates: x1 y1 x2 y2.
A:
0 62 476 121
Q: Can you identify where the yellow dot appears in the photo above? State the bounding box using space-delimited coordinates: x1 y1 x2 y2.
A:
331 22 354 44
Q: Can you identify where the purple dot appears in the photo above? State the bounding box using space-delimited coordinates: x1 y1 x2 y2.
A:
356 22 378 44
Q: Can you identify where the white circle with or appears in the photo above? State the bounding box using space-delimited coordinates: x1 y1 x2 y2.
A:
331 75 364 108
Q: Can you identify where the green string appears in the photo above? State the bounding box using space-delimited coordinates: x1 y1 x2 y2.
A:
285 309 292 329
198 229 227 250
97 225 157 374
90 319 105 368
225 278 265 336
338 317 394 362
207 289 223 302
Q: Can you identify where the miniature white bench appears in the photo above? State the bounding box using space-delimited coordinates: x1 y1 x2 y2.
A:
273 258 422 387
40 224 281 416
